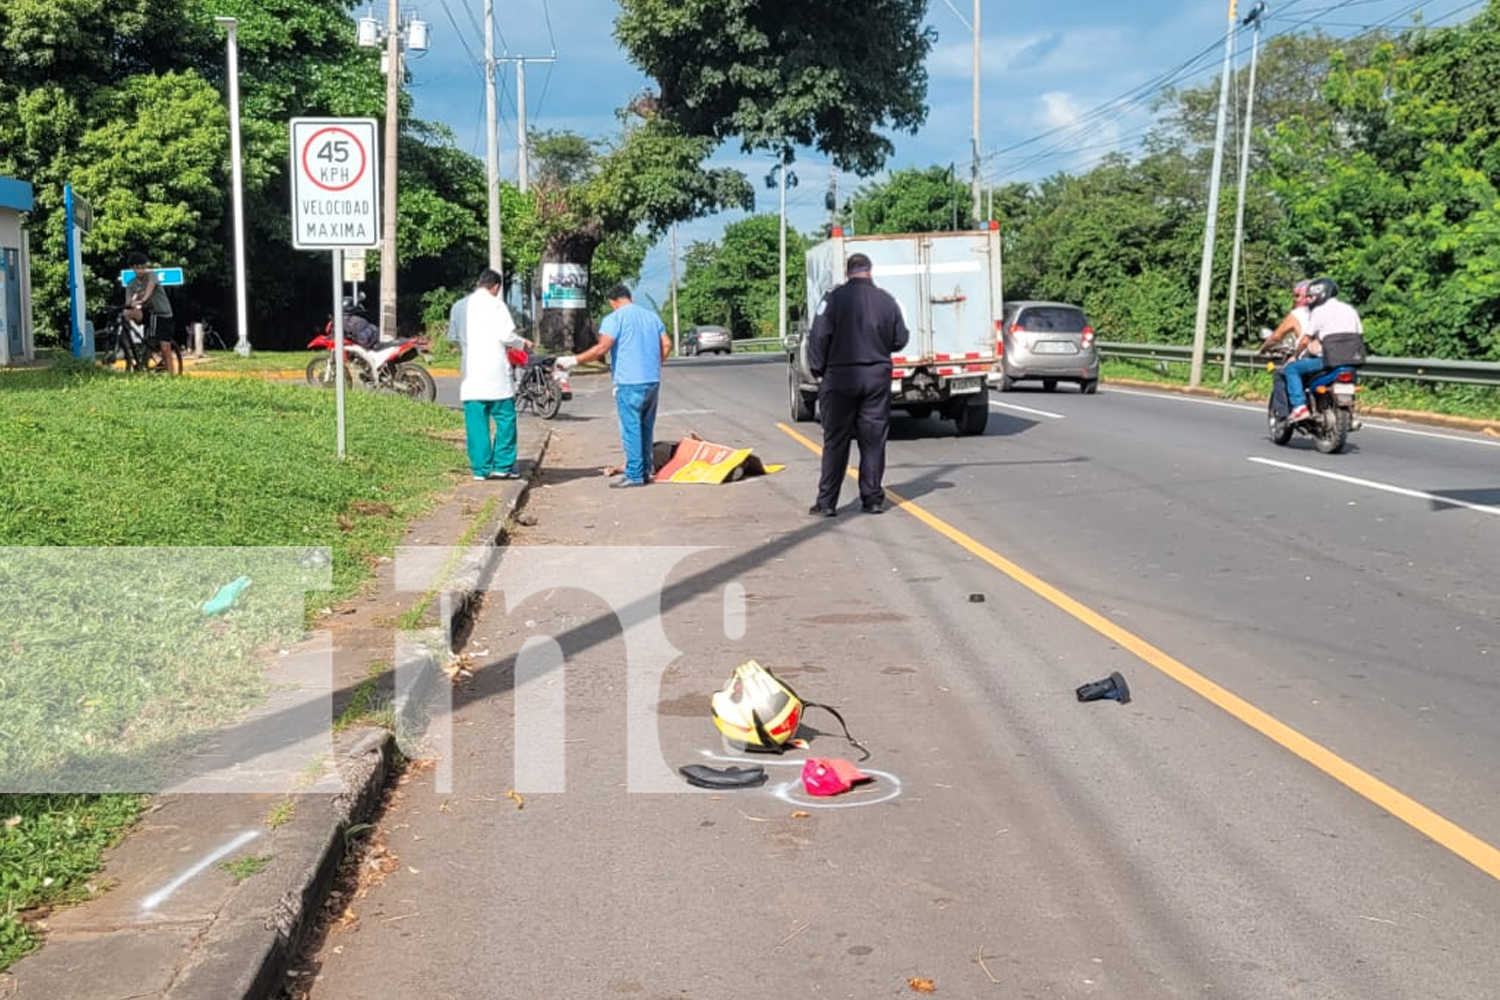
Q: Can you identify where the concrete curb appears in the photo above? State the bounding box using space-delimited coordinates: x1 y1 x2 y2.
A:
233 436 552 1000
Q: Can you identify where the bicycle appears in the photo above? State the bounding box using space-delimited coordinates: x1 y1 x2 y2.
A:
97 307 180 374
514 354 563 419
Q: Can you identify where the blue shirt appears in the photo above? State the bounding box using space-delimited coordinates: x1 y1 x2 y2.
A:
599 302 665 385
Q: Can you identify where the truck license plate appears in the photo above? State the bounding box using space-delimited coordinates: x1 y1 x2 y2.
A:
948 376 982 395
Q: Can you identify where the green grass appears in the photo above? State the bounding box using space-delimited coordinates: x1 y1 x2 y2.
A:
218 854 272 884
1102 358 1500 422
265 798 295 829
0 794 146 969
0 364 465 970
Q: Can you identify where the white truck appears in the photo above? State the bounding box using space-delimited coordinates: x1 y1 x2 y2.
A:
786 226 1002 436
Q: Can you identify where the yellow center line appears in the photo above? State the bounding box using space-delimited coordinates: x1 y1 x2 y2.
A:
778 421 1500 882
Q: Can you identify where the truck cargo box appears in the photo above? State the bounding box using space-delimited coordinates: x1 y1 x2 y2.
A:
788 227 1002 436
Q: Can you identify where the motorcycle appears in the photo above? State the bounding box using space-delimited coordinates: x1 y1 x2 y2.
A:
305 325 437 402
1257 331 1360 454
512 353 564 419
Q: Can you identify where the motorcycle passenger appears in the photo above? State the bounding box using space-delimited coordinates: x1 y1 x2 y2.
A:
124 251 180 373
1260 279 1313 420
1284 277 1362 423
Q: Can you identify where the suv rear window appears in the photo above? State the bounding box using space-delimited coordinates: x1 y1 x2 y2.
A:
1016 307 1088 331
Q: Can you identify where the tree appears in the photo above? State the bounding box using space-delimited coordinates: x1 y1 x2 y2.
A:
528 119 753 352
0 0 495 348
845 166 971 235
614 0 933 176
1264 5 1500 360
676 214 810 340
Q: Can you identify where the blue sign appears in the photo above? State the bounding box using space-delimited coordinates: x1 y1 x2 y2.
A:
119 267 185 287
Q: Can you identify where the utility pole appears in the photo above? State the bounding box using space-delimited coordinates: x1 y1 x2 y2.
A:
484 0 502 274
669 224 681 356
767 154 797 347
356 3 426 340
825 167 838 235
380 0 400 339
971 0 982 225
1189 0 1239 387
1223 2 1266 383
497 54 556 194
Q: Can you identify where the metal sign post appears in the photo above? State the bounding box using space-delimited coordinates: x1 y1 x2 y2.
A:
289 117 380 459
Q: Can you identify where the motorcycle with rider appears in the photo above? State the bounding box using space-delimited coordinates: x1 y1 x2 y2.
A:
1257 277 1366 455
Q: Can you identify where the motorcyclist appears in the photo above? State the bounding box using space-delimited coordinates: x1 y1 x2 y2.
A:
1283 277 1362 423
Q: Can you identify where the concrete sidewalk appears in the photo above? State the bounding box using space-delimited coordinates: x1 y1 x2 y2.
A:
0 429 551 1000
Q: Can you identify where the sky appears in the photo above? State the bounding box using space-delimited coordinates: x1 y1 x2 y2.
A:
390 0 1487 309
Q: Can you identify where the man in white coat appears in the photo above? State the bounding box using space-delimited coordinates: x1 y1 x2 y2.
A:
446 268 530 480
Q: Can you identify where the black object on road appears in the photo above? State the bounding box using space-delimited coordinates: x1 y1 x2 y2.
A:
678 764 768 789
1076 671 1131 704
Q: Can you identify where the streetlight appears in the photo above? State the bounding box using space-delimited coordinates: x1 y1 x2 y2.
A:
766 154 798 346
1188 0 1239 387
1222 1 1267 383
356 3 428 339
213 17 250 357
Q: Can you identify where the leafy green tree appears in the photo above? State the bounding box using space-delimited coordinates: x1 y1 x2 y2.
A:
676 214 809 340
845 166 970 235
1265 5 1500 360
614 0 933 175
528 119 753 351
0 0 495 348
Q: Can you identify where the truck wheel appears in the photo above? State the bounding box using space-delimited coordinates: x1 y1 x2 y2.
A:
955 399 989 436
789 367 816 422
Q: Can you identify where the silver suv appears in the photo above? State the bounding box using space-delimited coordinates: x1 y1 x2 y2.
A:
991 301 1099 394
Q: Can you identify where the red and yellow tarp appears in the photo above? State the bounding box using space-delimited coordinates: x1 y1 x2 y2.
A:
654 436 784 484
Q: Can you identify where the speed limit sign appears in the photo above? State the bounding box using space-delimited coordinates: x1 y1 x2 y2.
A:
289 118 380 250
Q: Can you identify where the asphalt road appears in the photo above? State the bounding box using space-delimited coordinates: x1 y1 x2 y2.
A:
299 357 1499 1000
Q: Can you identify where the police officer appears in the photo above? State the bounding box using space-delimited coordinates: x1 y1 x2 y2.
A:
806 252 910 516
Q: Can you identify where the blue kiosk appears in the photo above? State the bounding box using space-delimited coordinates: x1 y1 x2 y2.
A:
0 176 35 366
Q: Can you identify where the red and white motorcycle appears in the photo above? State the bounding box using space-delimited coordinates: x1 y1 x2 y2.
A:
305 325 437 402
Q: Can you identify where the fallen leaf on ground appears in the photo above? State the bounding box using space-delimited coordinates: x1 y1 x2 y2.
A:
907 977 936 993
506 789 525 809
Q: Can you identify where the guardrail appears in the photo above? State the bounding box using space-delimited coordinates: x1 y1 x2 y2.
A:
676 336 783 355
693 337 1500 386
1098 342 1500 388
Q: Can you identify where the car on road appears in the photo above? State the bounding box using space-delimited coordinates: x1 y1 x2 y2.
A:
991 300 1099 393
682 325 732 356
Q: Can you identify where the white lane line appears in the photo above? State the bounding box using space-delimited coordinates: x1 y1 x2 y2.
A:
988 398 1067 419
1107 386 1254 413
1248 456 1500 517
141 829 261 911
1110 386 1500 448
1371 423 1500 448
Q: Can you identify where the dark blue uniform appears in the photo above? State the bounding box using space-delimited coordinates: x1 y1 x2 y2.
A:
807 276 910 512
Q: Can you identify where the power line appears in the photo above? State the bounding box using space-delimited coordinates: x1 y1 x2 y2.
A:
433 0 484 79
983 0 1485 183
